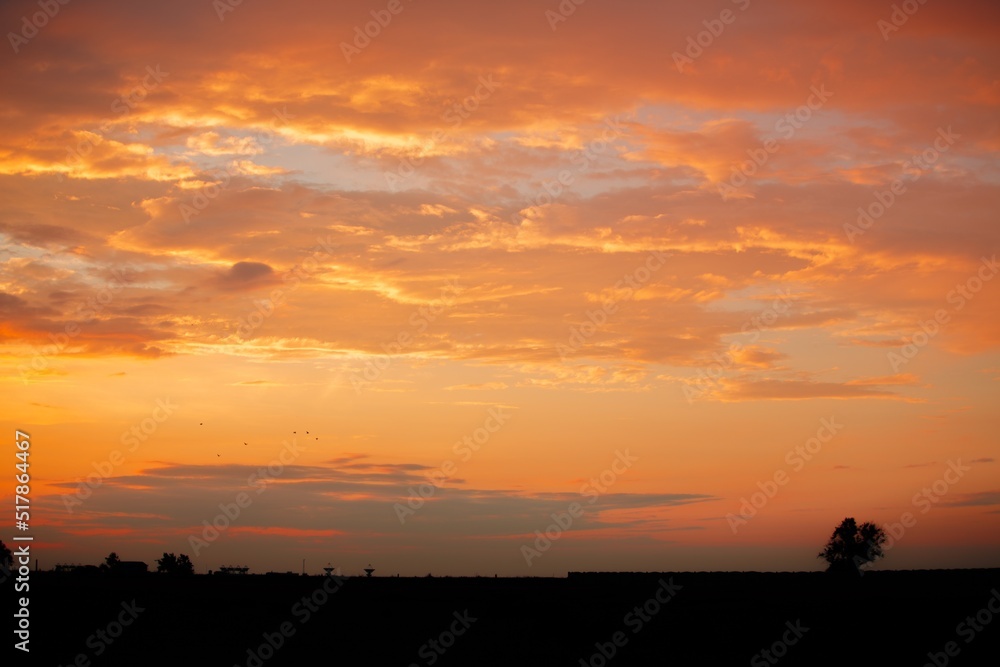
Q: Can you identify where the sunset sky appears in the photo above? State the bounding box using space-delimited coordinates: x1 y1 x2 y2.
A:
1 0 998 576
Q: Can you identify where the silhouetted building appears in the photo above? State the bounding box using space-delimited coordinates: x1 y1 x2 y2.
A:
54 564 101 575
119 561 148 575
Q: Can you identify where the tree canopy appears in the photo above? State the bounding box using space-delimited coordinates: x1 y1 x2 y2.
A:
156 552 194 575
818 517 887 574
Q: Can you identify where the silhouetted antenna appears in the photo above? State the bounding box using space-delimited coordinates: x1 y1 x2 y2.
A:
323 562 336 577
364 564 375 578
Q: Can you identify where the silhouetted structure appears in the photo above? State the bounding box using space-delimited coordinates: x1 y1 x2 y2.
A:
818 517 887 574
0 539 12 574
156 552 195 575
54 563 101 575
25 567 1000 665
119 561 148 575
218 565 250 575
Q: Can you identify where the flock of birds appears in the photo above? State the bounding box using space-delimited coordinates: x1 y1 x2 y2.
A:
198 423 319 457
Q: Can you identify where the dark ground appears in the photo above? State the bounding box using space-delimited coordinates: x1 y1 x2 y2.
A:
11 569 1000 665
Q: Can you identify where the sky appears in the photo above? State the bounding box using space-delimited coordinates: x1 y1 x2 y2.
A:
1 0 998 577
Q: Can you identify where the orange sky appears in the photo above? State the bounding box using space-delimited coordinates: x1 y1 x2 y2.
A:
1 0 998 576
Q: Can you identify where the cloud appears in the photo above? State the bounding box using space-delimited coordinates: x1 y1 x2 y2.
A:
215 261 277 290
697 373 917 402
185 132 264 156
2 0 999 574
36 458 717 555
445 382 509 391
941 491 1000 508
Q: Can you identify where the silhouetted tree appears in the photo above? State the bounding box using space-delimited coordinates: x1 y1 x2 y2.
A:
176 554 194 575
104 552 121 572
156 552 176 573
156 552 194 574
818 517 887 574
0 539 12 574
157 552 194 575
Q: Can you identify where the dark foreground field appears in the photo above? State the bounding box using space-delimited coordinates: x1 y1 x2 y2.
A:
15 569 1000 665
